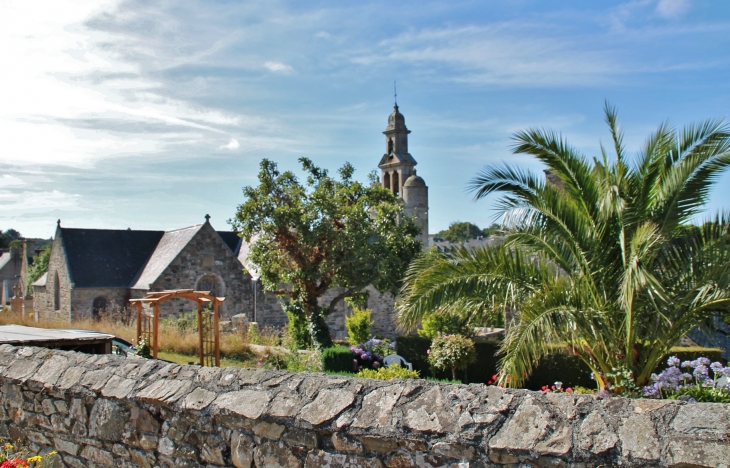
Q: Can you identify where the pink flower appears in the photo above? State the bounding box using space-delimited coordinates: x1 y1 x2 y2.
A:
257 362 262 367
427 349 430 354
566 388 573 394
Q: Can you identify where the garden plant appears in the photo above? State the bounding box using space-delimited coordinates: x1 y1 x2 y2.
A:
643 355 730 403
397 103 730 391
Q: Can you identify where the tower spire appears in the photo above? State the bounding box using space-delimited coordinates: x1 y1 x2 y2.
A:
394 80 397 106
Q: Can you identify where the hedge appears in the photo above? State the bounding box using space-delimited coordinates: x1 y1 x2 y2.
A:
321 346 355 373
397 335 724 388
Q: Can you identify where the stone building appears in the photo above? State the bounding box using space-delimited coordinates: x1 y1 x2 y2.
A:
31 217 253 321
378 104 429 245
0 247 21 305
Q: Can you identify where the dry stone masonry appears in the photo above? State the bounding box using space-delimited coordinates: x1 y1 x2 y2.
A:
0 345 728 467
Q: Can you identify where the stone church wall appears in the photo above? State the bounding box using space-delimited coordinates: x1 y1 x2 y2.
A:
33 234 73 322
1 345 727 467
145 224 249 319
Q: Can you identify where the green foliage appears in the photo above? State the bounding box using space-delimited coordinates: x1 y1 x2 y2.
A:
346 307 373 345
671 386 730 403
0 229 21 249
286 305 312 350
355 364 420 380
321 346 355 373
26 246 51 294
232 158 421 348
284 349 323 372
397 103 730 391
481 223 501 238
417 312 472 339
428 334 477 381
247 323 262 345
437 222 483 243
133 336 151 359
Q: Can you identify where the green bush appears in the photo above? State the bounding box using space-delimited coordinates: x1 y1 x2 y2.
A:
286 308 312 350
417 312 471 339
346 308 373 345
322 346 355 373
356 364 420 380
428 334 477 381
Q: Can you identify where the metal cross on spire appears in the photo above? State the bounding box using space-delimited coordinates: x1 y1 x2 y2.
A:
394 80 397 106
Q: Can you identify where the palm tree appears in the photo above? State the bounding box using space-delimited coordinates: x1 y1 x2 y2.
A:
397 103 730 391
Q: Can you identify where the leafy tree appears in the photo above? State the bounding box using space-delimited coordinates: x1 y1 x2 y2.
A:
233 158 421 349
417 311 473 339
436 222 483 242
0 229 21 249
26 246 51 294
481 223 501 237
397 103 730 392
428 334 477 381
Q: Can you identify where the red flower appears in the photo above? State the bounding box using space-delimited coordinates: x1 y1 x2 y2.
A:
2 459 29 468
487 380 493 385
491 374 498 381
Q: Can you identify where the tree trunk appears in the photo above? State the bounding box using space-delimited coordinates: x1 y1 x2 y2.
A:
451 366 457 382
308 308 334 349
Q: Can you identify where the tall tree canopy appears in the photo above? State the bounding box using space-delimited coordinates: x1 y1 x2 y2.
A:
397 104 730 392
233 158 421 348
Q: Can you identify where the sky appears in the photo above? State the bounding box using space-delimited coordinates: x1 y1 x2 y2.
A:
1 0 730 239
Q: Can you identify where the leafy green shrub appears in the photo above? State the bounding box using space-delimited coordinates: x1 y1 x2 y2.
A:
428 334 477 381
284 349 322 372
322 346 355 373
346 307 373 345
417 312 471 339
286 308 311 350
356 364 420 380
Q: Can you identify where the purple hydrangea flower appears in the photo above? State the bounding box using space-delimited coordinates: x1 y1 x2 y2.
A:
667 356 680 367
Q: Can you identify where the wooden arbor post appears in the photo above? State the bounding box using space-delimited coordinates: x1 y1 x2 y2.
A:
131 289 224 367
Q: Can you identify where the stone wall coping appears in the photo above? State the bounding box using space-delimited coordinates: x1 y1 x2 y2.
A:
0 344 728 467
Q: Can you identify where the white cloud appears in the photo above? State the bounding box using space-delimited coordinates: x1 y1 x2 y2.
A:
264 61 293 73
656 0 690 18
220 138 240 150
0 175 25 188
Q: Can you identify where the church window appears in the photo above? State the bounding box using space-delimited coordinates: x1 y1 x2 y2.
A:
54 272 60 311
196 275 222 297
388 139 394 154
393 172 400 196
92 297 109 321
383 172 390 191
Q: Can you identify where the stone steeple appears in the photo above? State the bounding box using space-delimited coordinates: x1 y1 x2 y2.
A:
378 104 429 246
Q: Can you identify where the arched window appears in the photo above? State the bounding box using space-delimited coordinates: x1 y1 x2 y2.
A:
392 172 400 196
54 272 60 311
92 297 109 321
196 275 222 297
387 139 394 154
383 172 391 191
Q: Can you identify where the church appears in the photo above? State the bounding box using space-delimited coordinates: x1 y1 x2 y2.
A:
28 105 428 339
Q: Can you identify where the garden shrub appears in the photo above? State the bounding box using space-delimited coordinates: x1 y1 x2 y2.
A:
643 355 730 402
322 346 355 373
346 307 373 345
350 338 394 372
286 308 311 350
428 334 477 381
417 312 472 339
356 364 420 380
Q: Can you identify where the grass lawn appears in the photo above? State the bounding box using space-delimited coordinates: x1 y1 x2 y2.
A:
157 350 252 368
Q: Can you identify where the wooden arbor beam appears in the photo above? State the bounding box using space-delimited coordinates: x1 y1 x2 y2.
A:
132 289 225 366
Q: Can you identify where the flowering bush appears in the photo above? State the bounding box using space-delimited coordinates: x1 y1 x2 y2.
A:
0 442 58 467
643 356 730 403
355 363 420 380
427 334 476 381
350 338 396 372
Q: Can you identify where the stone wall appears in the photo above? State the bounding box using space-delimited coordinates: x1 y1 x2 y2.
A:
33 233 72 321
1 345 728 467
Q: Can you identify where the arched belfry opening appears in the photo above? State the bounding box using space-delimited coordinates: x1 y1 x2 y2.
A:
383 172 391 191
392 172 400 196
387 139 394 154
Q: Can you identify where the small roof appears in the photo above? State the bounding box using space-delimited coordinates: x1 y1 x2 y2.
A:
32 272 47 287
130 225 202 290
0 325 114 345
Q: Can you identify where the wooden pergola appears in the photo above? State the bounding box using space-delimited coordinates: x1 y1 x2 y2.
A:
129 289 224 366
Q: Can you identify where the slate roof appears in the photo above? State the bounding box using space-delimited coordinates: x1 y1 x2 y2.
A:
60 228 164 288
32 272 47 287
58 224 242 290
130 225 202 290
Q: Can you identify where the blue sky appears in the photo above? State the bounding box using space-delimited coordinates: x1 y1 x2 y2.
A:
1 0 729 238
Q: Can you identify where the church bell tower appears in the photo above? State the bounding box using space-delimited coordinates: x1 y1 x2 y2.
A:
378 104 429 247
